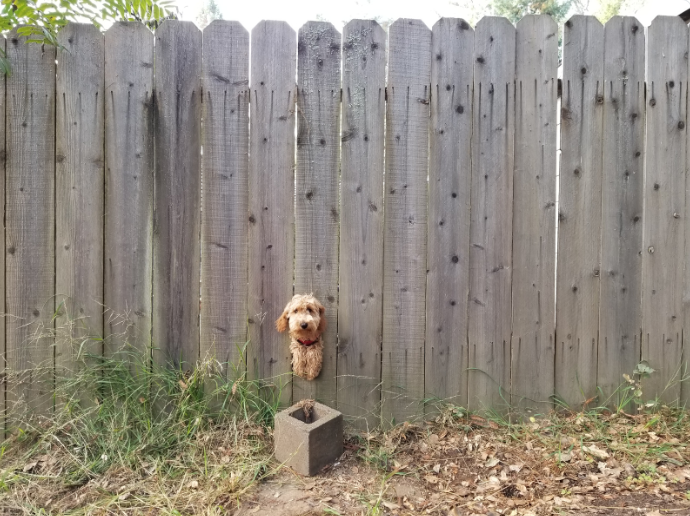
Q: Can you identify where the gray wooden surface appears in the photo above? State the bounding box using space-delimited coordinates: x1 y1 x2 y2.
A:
152 21 202 370
555 16 604 409
337 20 386 429
467 17 515 411
247 21 297 407
511 15 557 413
382 19 431 424
5 30 56 414
55 24 105 376
0 36 5 429
642 16 688 404
104 22 154 361
425 18 474 410
599 16 645 408
200 21 249 378
293 22 341 405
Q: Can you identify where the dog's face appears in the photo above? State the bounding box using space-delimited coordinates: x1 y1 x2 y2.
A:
276 294 326 337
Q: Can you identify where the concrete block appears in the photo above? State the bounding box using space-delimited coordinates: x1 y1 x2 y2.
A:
274 401 343 476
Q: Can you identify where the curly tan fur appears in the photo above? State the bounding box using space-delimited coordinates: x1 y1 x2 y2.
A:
276 294 326 381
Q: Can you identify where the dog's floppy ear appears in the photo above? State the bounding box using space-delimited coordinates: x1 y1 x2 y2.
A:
276 301 291 332
316 299 327 333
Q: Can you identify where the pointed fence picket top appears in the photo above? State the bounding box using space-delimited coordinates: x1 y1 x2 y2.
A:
642 16 689 404
55 24 105 387
104 22 154 365
382 19 431 424
247 21 297 407
467 16 515 412
152 21 202 371
5 29 56 415
200 20 250 380
511 14 558 414
599 16 645 408
555 15 604 409
425 17 474 411
337 19 387 430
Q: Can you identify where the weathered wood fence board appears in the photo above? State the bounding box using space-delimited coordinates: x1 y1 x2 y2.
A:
555 16 604 408
5 30 56 414
468 17 515 411
152 21 202 370
55 24 105 377
104 22 154 361
382 19 431 424
247 21 297 407
0 35 5 423
642 16 688 404
200 20 249 376
293 22 341 405
599 16 645 407
425 17 473 410
511 15 557 413
337 20 386 429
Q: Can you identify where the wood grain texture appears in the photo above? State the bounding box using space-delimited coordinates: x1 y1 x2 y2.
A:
5 30 56 414
247 21 296 407
104 22 154 361
337 20 386 429
642 17 688 404
599 17 645 408
382 19 431 424
293 22 341 405
55 23 104 376
0 36 5 431
200 21 249 377
467 17 515 412
511 15 557 414
555 16 604 409
425 18 474 410
153 21 202 370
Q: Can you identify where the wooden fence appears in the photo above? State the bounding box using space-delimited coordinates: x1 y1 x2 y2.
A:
1 14 689 429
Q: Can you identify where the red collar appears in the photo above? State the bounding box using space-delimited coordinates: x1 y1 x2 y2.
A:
298 338 319 346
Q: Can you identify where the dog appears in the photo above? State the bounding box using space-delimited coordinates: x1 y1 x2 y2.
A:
276 294 326 380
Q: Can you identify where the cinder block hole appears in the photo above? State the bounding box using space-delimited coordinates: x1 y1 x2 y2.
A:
289 407 321 424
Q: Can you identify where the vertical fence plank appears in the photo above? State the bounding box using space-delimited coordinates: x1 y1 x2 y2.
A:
55 23 104 378
382 19 431 424
293 22 341 405
200 21 249 378
468 17 515 411
426 18 473 410
511 15 557 414
338 20 386 429
599 17 645 408
247 21 296 407
0 36 5 430
555 16 604 408
5 31 56 414
153 21 202 370
104 22 154 361
643 17 688 404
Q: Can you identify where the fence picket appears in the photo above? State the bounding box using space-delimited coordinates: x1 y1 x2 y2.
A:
55 24 105 380
337 20 386 429
468 17 515 411
5 30 56 414
200 21 249 378
426 18 474 410
555 16 604 409
510 15 558 413
247 21 297 407
0 35 5 429
293 22 342 405
643 17 688 404
382 19 431 423
599 16 645 407
152 21 202 370
104 22 154 362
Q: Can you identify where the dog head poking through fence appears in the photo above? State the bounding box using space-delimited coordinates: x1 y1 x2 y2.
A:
276 293 326 338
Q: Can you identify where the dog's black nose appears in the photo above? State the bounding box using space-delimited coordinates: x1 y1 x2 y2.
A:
300 323 308 329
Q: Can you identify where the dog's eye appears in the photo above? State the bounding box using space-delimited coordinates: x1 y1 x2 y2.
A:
293 309 298 313
307 307 312 313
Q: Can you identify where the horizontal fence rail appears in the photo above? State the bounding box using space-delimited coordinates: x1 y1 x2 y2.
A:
2 15 689 429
